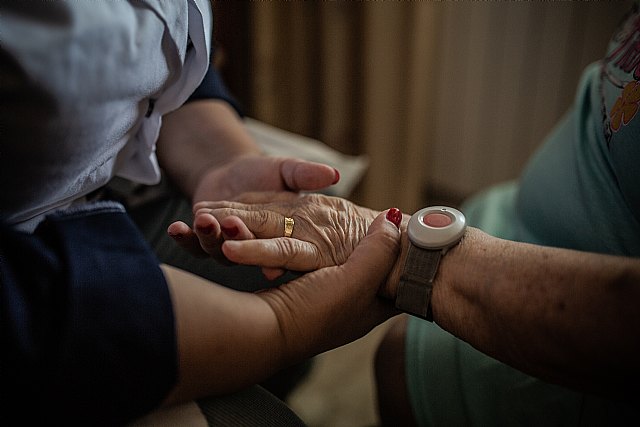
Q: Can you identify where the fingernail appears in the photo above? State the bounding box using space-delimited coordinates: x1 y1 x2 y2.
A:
198 224 214 235
169 232 184 240
386 208 402 229
221 226 239 238
332 168 340 185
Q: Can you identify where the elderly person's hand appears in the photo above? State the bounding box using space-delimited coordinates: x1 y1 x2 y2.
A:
181 192 409 298
167 158 339 262
160 100 341 264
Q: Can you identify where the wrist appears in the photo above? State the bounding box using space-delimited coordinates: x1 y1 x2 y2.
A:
429 226 485 326
390 206 466 322
379 213 411 300
157 100 261 201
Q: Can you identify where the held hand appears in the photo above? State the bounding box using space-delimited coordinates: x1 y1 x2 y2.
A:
193 193 381 275
168 155 340 260
257 211 403 357
167 191 301 267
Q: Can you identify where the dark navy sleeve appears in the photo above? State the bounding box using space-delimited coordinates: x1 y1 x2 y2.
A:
1 202 177 426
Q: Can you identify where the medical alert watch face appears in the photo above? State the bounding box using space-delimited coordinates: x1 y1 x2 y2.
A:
408 206 466 250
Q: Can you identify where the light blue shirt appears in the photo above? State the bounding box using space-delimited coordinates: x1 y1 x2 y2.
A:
516 6 640 256
0 0 212 231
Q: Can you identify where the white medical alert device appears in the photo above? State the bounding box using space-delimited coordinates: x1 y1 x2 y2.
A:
395 206 466 321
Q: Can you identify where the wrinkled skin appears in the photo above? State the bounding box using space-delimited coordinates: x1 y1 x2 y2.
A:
169 191 409 300
193 192 380 271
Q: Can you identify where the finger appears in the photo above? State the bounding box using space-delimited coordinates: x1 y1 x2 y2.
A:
194 201 273 218
193 191 300 213
167 221 209 257
206 208 285 239
279 158 339 191
167 220 191 237
193 213 224 256
194 200 259 215
261 267 287 281
339 211 401 288
221 238 323 271
217 215 256 240
233 191 301 204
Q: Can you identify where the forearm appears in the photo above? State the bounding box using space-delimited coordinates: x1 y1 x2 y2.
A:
431 227 640 398
161 263 394 406
156 100 261 201
160 265 285 405
161 213 401 405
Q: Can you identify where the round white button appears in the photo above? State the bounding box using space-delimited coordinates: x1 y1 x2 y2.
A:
408 206 466 249
422 213 452 228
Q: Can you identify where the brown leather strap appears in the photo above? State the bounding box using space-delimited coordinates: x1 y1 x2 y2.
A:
395 245 441 321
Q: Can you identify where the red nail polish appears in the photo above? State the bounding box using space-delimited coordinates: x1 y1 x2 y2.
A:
332 168 340 185
221 226 239 238
198 224 214 235
386 208 402 229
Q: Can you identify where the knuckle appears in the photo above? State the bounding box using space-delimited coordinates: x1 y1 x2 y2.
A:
274 238 318 270
273 238 294 263
254 210 274 234
209 207 234 218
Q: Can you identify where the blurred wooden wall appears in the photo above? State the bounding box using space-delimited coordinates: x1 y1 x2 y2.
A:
213 1 632 213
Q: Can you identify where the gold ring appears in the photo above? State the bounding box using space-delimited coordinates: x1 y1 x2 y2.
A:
284 217 295 238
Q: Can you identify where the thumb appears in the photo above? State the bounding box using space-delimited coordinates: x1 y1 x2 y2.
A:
340 210 401 289
279 158 339 191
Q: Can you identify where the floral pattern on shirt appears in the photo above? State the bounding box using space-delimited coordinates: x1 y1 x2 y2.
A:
610 80 640 132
